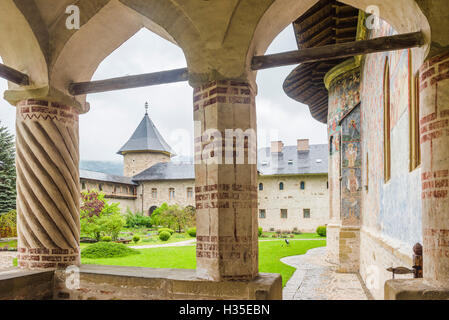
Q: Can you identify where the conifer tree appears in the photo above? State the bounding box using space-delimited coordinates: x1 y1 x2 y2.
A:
0 122 16 213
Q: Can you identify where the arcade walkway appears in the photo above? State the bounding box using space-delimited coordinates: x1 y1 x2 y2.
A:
282 247 370 300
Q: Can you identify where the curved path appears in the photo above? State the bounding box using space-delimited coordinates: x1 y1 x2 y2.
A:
129 239 196 249
281 247 369 300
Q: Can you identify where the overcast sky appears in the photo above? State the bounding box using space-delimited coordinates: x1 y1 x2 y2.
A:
0 25 327 162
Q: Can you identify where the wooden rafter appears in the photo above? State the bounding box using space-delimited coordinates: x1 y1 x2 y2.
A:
0 63 30 86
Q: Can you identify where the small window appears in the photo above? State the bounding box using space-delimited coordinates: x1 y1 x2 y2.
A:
288 160 293 165
81 181 86 190
262 161 268 166
326 181 329 189
281 209 288 219
169 188 175 199
259 183 263 191
303 209 311 219
259 209 266 219
152 188 157 199
279 182 284 190
187 187 193 198
300 181 305 190
99 183 103 191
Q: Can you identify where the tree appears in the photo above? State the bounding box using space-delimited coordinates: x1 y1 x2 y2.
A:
80 190 125 241
0 122 16 214
151 203 195 233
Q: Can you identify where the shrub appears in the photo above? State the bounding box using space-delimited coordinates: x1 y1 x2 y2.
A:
133 235 140 243
316 226 327 237
292 227 302 235
0 210 17 237
272 234 277 238
101 236 112 242
81 242 140 259
159 231 171 241
125 210 152 228
158 228 174 235
187 227 196 237
258 227 263 237
152 203 195 233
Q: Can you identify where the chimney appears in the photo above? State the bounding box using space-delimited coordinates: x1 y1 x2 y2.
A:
297 139 309 152
271 141 284 153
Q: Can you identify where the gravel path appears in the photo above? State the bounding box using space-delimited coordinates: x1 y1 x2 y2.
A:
281 247 368 300
129 239 196 249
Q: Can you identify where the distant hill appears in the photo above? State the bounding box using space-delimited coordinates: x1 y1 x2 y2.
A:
80 156 193 177
80 160 124 176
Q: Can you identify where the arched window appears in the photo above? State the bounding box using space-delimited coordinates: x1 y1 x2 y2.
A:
279 182 284 190
300 181 305 190
259 183 263 191
384 58 391 182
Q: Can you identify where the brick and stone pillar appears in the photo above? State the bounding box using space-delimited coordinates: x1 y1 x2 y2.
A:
325 62 361 271
193 79 258 281
15 99 80 269
419 50 449 284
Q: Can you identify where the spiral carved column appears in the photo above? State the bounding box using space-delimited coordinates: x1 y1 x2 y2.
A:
16 99 80 269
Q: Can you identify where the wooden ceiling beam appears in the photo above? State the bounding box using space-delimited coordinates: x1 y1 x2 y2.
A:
252 31 424 70
0 63 30 86
69 67 188 96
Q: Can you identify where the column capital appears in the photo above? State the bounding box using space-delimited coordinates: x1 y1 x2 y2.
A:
4 85 89 114
189 71 257 95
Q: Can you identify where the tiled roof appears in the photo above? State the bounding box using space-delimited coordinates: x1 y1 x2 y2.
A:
257 144 328 176
117 113 175 155
79 169 137 185
132 162 195 181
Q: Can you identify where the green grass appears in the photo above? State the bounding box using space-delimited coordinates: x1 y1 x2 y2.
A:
260 232 325 239
0 239 17 248
82 239 326 287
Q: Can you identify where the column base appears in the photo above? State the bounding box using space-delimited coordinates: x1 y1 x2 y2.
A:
338 226 360 273
385 279 449 300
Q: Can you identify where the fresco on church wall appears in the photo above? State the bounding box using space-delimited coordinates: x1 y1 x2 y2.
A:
341 105 362 226
360 19 422 246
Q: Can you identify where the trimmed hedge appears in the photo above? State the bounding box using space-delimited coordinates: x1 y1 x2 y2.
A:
158 228 174 235
159 231 171 241
316 226 327 237
187 227 196 237
81 242 140 259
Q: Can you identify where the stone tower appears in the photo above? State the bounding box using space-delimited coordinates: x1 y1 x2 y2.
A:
118 104 175 177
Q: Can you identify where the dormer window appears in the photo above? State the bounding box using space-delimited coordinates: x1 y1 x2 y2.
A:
262 161 268 166
288 160 293 165
316 159 322 163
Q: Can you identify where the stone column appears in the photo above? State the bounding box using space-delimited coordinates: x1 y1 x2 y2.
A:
15 99 80 269
324 61 361 271
193 80 258 281
419 50 449 284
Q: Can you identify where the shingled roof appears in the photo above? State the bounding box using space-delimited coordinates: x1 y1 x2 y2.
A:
132 162 195 181
80 169 137 185
258 144 328 176
283 0 360 123
117 113 175 156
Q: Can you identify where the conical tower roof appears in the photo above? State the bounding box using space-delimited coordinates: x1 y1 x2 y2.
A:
117 110 175 156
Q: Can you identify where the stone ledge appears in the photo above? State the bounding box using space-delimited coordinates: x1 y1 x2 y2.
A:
0 268 54 300
54 265 283 300
385 279 449 300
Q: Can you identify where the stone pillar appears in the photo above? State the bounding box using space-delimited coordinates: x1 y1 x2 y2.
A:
193 80 258 281
325 61 361 271
419 50 449 284
15 99 80 269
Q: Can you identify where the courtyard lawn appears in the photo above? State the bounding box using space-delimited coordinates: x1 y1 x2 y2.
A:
81 239 326 287
0 239 17 249
260 232 325 240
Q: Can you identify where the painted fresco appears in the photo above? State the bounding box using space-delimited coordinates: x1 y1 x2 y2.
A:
328 70 361 155
341 105 362 226
360 19 422 245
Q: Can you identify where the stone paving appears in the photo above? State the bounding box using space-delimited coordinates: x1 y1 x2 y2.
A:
0 251 17 271
282 247 370 300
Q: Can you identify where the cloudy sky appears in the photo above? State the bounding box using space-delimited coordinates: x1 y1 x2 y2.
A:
0 25 327 163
